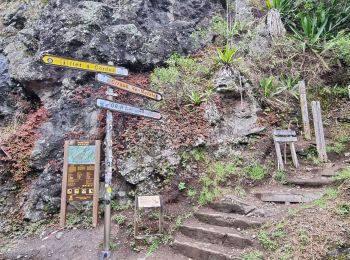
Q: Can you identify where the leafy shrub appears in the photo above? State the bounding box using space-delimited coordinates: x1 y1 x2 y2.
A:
326 32 350 65
277 0 350 47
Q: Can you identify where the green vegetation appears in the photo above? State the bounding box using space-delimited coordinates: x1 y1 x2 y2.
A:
150 53 214 108
181 147 208 166
198 162 236 205
298 229 309 245
336 203 350 216
178 182 186 191
258 222 286 251
187 91 206 106
187 188 197 199
326 142 346 154
265 0 293 13
260 77 278 98
326 32 350 66
274 170 287 184
191 15 251 44
314 188 340 208
258 230 278 250
66 212 92 229
241 250 264 260
146 237 161 256
216 45 237 65
109 241 118 251
111 201 131 211
334 167 350 182
114 214 126 225
243 163 267 181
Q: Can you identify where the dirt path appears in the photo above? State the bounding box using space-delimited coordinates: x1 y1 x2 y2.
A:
1 225 186 260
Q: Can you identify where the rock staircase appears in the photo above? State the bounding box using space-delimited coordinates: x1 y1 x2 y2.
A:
171 164 348 259
172 196 264 260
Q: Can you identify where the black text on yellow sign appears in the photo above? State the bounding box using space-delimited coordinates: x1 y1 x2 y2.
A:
42 55 128 76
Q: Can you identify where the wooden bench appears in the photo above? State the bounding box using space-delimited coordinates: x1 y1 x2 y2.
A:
273 130 299 171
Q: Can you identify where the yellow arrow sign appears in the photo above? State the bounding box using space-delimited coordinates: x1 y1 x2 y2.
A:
42 55 128 76
96 73 162 101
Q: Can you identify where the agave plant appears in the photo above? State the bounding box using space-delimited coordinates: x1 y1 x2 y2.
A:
216 45 237 66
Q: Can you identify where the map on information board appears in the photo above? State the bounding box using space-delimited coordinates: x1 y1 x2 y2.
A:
68 145 96 165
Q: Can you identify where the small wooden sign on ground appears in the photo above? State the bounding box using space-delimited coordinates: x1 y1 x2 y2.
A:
60 140 101 228
134 195 164 239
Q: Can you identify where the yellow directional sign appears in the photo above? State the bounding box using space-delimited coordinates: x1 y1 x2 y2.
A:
42 55 128 76
96 73 162 101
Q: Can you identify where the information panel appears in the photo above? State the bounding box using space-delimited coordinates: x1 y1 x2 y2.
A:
66 141 96 201
60 140 101 228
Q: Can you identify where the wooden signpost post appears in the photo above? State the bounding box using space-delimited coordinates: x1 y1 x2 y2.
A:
311 101 328 162
96 71 162 259
298 81 311 140
60 140 101 228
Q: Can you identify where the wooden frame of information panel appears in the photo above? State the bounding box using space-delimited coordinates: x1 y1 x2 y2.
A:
60 140 101 228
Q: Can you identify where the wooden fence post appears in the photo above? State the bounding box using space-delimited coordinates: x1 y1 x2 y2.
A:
299 81 311 140
311 101 327 162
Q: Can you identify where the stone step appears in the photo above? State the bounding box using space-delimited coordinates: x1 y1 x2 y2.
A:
179 219 253 248
255 191 324 204
209 195 256 215
194 208 264 229
286 176 335 187
172 234 241 260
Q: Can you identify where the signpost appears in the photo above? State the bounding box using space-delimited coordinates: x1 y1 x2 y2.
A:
42 55 162 259
96 98 162 120
100 88 115 260
42 55 128 76
96 73 162 101
60 140 101 228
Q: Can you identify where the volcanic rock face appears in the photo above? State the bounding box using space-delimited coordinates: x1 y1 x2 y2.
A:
0 0 265 223
3 0 224 83
0 0 226 222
